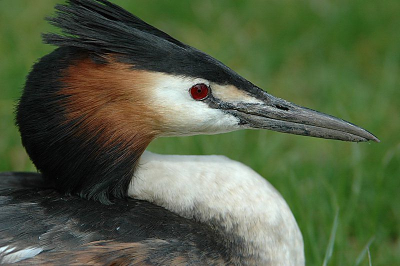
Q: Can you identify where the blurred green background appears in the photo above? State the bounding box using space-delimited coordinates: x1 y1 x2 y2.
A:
0 0 399 265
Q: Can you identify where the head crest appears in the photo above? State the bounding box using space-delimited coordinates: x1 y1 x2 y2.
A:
44 0 250 86
44 0 186 52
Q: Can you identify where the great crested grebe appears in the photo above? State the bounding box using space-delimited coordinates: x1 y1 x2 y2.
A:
0 0 378 265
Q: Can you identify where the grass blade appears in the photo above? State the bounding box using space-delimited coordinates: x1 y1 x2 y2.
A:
354 236 375 266
322 209 339 266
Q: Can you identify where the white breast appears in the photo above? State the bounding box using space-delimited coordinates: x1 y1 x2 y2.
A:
129 151 305 265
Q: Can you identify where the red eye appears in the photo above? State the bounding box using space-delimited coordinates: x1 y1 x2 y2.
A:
190 84 210 100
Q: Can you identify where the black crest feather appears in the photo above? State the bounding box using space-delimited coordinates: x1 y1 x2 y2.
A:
43 0 253 87
44 0 186 53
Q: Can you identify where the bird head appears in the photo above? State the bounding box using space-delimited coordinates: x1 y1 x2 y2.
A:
16 0 378 203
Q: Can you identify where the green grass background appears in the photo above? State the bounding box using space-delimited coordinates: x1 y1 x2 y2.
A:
0 0 399 265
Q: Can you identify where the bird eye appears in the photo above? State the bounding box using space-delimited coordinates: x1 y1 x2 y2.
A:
189 84 210 101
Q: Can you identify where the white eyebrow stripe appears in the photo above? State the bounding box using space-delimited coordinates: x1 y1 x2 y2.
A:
211 84 264 104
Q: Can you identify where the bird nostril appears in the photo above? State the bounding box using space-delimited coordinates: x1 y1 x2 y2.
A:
275 104 289 111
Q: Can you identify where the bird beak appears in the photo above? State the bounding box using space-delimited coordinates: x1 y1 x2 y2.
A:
219 89 379 142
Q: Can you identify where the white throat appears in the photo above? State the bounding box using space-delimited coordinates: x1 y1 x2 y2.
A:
128 151 304 265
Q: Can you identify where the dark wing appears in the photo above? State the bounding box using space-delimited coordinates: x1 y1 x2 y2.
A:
21 240 228 265
0 173 230 265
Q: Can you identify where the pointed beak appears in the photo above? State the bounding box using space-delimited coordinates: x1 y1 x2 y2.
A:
216 89 379 142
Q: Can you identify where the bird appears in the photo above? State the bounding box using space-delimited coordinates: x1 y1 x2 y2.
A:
0 0 379 265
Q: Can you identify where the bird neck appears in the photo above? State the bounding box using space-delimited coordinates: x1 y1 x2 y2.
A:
128 151 304 265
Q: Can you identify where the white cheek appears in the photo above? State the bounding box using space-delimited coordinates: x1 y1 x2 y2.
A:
150 75 240 136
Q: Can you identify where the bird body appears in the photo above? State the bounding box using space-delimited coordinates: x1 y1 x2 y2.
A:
0 0 378 264
0 152 303 265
